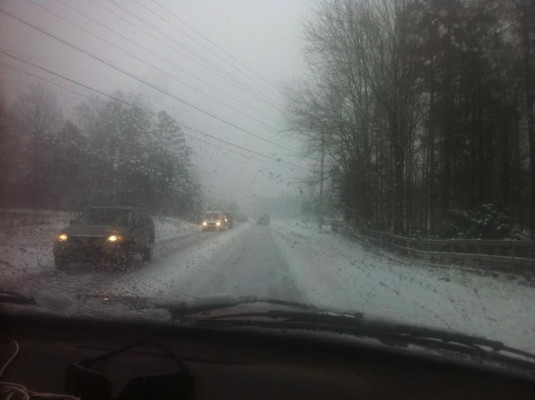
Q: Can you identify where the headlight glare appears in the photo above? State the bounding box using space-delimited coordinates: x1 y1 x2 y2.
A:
107 234 123 242
57 233 68 241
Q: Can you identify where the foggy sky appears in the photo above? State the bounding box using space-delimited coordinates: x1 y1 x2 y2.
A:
0 0 315 215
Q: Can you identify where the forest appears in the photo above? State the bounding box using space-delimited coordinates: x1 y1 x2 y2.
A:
0 85 201 217
285 0 535 239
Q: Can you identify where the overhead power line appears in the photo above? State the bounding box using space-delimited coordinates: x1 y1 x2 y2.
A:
152 0 280 95
54 0 283 128
0 50 308 172
2 57 289 171
181 129 294 172
0 7 304 158
1 51 127 104
107 0 283 111
1 60 98 103
25 0 281 133
126 0 281 108
179 123 307 171
97 0 282 111
141 0 281 99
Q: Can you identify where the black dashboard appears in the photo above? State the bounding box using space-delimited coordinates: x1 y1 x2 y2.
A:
2 313 534 399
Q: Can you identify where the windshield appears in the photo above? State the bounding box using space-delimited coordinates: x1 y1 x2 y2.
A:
0 0 534 365
203 214 222 220
75 209 131 226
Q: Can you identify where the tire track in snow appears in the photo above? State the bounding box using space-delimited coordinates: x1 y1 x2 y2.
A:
170 224 303 302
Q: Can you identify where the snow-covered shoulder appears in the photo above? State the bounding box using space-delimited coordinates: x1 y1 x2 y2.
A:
269 218 535 354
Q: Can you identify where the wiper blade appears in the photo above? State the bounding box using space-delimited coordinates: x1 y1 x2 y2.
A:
378 322 535 360
167 296 323 318
190 309 535 370
166 297 535 372
0 290 37 305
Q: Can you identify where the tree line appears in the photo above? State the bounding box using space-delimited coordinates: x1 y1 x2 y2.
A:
0 84 200 217
285 0 535 239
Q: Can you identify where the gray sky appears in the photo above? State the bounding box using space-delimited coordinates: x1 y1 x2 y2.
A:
0 0 316 215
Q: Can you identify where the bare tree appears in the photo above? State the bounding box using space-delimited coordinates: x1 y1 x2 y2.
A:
513 0 535 238
13 84 63 188
286 0 425 233
287 0 529 239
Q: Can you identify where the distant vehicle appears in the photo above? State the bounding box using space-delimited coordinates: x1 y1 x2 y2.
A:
257 214 270 226
201 211 227 231
53 206 155 271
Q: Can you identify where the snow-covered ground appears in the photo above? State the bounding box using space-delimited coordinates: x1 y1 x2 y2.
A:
270 219 535 353
1 210 534 354
153 216 200 241
0 210 199 280
0 210 70 278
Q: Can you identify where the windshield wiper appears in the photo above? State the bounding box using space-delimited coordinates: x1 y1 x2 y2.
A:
180 307 535 372
90 295 534 372
167 296 325 318
0 290 37 305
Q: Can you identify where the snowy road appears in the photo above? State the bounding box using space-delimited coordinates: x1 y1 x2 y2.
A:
1 211 535 354
0 216 302 304
172 223 302 302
